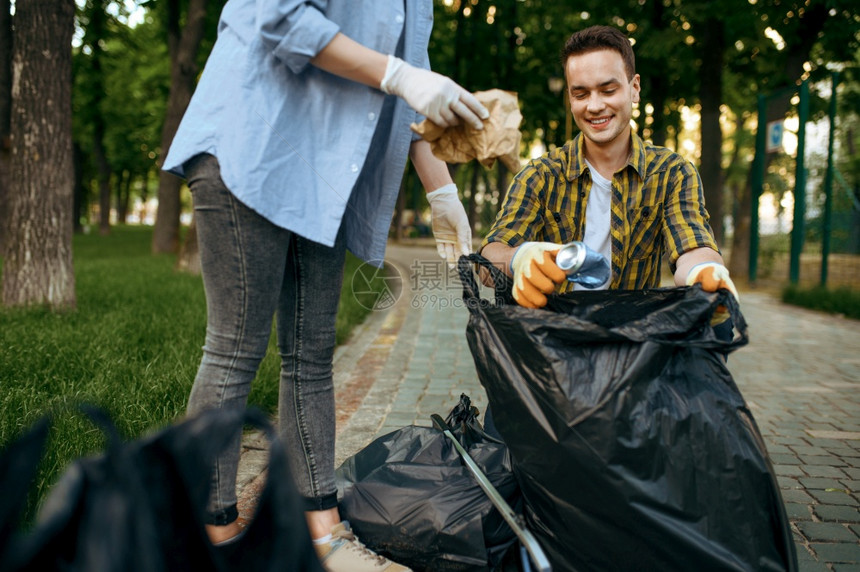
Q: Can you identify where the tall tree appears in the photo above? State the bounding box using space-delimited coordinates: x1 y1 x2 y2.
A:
2 0 76 309
0 0 11 253
151 0 209 254
698 14 726 245
638 1 670 147
80 0 115 235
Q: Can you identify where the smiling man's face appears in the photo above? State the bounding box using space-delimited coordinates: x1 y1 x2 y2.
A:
565 48 641 151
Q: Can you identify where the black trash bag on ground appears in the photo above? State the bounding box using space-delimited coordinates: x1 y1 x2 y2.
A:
0 418 50 569
213 409 324 572
1 406 322 572
459 254 797 572
336 394 519 572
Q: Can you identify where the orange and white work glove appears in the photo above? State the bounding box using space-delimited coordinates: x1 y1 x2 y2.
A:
426 184 471 268
686 262 739 325
380 56 489 129
510 242 568 309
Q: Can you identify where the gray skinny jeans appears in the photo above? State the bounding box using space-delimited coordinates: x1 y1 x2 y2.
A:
185 154 345 524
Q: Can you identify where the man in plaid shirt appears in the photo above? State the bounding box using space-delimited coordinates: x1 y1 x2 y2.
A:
481 25 738 310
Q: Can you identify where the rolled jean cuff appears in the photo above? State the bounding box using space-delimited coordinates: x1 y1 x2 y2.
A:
302 492 339 513
206 504 239 526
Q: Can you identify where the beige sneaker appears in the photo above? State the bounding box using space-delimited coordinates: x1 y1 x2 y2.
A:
314 521 411 572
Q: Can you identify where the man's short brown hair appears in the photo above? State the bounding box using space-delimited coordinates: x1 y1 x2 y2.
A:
561 25 636 80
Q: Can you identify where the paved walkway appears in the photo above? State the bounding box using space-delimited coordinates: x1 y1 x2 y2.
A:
238 242 860 571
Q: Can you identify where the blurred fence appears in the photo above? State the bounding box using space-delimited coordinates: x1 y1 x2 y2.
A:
751 72 859 291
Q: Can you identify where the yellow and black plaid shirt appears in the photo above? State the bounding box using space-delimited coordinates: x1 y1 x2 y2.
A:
482 132 718 291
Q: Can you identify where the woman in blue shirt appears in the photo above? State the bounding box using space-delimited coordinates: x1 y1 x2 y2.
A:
163 1 487 570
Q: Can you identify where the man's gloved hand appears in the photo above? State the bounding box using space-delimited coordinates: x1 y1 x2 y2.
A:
380 56 489 129
427 184 471 268
685 262 739 325
510 242 568 309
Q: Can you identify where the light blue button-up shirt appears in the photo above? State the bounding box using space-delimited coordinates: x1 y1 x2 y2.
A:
163 0 432 263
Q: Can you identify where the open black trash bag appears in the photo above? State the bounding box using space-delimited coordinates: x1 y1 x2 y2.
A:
1 406 322 572
459 254 797 572
336 394 519 572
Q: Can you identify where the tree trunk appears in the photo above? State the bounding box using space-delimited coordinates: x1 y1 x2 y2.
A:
138 167 153 223
118 170 132 223
648 76 668 147
152 0 209 254
72 142 85 233
452 0 467 85
393 177 406 241
495 161 509 218
96 135 111 234
698 17 725 246
727 176 751 279
0 0 11 253
176 215 201 274
153 170 183 252
467 162 479 233
645 0 667 147
2 0 76 309
496 0 516 90
87 1 112 236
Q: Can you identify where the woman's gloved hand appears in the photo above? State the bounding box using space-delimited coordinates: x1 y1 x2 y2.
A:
510 242 567 309
380 56 489 129
426 184 471 268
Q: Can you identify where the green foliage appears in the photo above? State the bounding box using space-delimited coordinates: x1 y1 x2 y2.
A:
757 233 791 277
101 22 170 176
0 226 384 525
782 284 860 320
62 0 860 236
70 0 227 227
73 2 170 221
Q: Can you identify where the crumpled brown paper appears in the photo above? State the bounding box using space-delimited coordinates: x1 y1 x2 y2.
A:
411 89 523 172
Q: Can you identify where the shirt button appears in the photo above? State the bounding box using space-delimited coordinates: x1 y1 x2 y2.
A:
351 164 359 173
395 14 404 23
368 112 376 121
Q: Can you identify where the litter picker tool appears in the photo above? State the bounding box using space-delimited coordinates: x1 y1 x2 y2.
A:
431 414 552 572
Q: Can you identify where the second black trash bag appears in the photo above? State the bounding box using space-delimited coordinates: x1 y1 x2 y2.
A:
3 406 322 572
336 395 519 572
459 254 797 572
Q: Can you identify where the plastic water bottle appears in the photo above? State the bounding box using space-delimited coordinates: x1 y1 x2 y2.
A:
555 241 611 289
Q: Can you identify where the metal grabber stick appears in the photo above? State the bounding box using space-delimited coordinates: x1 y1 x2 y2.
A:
430 414 552 572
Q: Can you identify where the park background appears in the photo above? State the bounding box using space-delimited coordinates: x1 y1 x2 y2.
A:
0 0 858 523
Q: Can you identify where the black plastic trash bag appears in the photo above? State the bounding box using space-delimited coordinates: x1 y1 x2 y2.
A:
459 254 797 572
336 394 519 572
0 418 50 570
1 406 322 572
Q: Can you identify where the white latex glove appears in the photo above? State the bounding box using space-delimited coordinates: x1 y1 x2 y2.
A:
686 262 739 325
426 184 471 268
380 56 489 129
510 242 567 309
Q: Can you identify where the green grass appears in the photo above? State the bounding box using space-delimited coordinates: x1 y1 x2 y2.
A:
0 225 385 524
782 284 860 320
